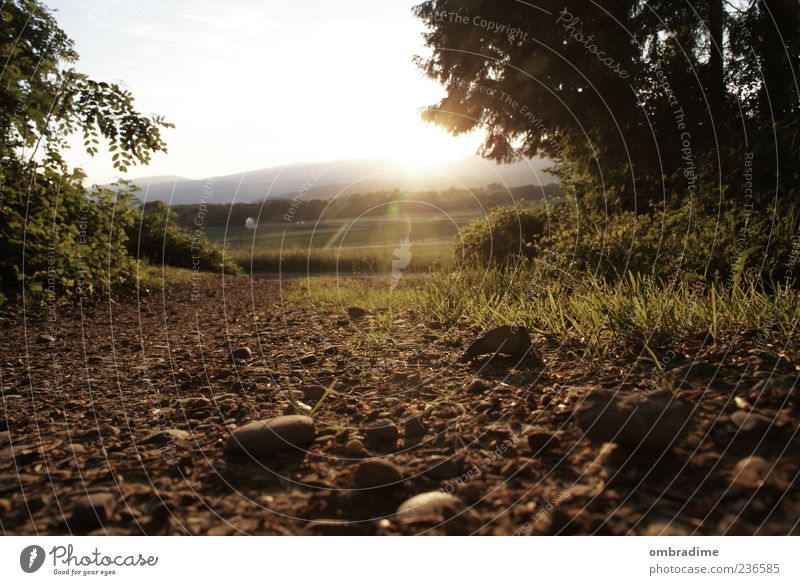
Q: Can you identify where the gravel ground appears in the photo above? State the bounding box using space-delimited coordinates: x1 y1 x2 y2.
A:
1 276 798 535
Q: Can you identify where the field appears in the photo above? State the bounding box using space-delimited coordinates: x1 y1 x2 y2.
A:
207 209 485 274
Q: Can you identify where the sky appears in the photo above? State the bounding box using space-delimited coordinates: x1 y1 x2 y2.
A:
44 0 483 184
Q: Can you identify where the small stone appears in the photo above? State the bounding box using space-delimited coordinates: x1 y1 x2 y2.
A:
71 493 117 528
365 419 399 444
344 439 366 457
305 519 364 536
232 347 252 361
574 390 692 451
459 325 533 362
730 411 772 437
284 400 313 416
299 353 317 365
347 307 366 319
527 429 560 454
226 415 315 456
732 456 772 489
353 459 402 488
404 416 427 438
142 429 191 445
465 379 490 395
397 492 463 516
36 333 56 344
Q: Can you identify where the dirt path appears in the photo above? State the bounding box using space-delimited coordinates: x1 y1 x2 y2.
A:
1 276 798 535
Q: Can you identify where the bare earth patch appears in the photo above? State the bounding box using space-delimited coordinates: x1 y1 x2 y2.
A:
1 276 798 535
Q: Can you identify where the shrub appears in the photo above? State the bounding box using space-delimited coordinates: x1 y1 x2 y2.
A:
129 201 240 274
455 205 551 264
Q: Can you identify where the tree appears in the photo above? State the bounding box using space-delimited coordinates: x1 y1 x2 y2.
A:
0 0 173 303
413 0 799 213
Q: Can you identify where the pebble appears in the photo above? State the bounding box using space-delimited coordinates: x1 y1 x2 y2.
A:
574 390 692 451
465 379 490 395
347 307 366 319
344 439 366 457
36 333 56 344
299 353 317 365
396 492 463 516
404 416 427 438
353 459 402 488
732 456 772 489
365 419 399 444
226 415 315 456
459 325 532 362
71 493 117 528
142 428 191 445
730 411 772 437
231 347 252 361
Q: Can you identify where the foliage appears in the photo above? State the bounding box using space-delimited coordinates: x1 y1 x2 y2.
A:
129 201 240 274
413 0 800 212
0 0 173 304
456 204 550 263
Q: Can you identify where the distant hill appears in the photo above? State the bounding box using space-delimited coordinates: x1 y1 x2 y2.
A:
130 156 556 205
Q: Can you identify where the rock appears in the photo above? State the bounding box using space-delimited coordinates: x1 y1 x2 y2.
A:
36 333 56 344
574 390 692 451
459 325 532 362
71 493 117 528
305 519 364 536
231 347 252 361
465 379 490 395
344 439 366 457
404 416 427 438
347 307 366 319
284 400 313 416
732 456 772 489
226 415 315 456
730 411 772 436
397 492 463 516
527 429 560 454
365 419 399 444
299 353 317 365
142 428 191 445
353 459 402 488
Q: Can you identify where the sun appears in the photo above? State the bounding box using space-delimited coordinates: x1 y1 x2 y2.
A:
386 123 482 175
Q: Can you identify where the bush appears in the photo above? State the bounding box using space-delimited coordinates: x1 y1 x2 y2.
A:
129 201 240 274
456 205 551 263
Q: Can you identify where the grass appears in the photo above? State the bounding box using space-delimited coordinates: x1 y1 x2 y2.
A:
294 258 800 359
135 260 196 289
228 241 450 274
